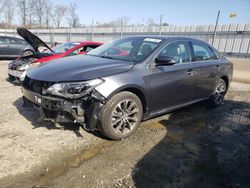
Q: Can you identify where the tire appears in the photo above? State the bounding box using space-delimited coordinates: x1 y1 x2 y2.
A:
208 78 227 108
22 50 34 57
99 91 143 140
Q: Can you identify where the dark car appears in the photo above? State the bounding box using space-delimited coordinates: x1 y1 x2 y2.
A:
21 36 233 140
0 35 35 59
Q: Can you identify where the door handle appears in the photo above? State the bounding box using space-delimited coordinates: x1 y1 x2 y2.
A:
215 65 221 70
187 69 195 76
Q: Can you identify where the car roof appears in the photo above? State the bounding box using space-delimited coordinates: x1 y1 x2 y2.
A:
0 35 24 40
123 35 207 43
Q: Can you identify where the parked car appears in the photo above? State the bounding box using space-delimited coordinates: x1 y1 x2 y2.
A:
8 28 103 81
0 35 35 59
21 36 233 140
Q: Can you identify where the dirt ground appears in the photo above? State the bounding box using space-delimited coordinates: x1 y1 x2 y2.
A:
0 60 249 188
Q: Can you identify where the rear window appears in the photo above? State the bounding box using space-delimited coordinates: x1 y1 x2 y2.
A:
10 38 25 44
191 42 217 61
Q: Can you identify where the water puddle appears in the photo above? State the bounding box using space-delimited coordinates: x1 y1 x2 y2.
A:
144 122 166 130
31 141 114 187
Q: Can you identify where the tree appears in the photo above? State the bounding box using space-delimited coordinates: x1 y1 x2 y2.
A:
67 3 80 28
2 0 15 28
34 0 47 27
146 18 158 26
52 4 68 28
44 0 53 29
16 0 27 27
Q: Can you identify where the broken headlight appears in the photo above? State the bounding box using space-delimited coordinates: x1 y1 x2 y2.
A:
18 63 31 71
45 79 104 99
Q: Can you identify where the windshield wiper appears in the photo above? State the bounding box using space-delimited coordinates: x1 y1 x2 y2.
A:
100 55 114 59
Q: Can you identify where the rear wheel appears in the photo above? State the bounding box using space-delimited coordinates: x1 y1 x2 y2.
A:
22 50 34 57
99 91 143 140
208 78 227 107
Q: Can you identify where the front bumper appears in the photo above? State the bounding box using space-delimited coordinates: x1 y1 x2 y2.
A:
22 87 106 130
8 69 26 81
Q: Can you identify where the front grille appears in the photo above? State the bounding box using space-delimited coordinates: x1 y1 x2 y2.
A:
23 76 54 94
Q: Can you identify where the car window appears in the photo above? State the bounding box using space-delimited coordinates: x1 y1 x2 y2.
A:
191 42 217 61
159 41 191 64
87 37 164 62
0 37 10 44
10 38 25 44
51 42 80 54
83 46 95 53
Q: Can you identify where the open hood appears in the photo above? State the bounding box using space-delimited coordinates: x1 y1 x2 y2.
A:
17 28 54 54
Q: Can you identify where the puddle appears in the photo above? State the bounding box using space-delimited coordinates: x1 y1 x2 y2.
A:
31 141 114 187
144 122 166 130
161 117 206 143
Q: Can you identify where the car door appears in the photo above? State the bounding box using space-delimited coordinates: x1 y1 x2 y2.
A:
9 37 26 56
189 41 221 100
0 36 10 56
149 40 195 115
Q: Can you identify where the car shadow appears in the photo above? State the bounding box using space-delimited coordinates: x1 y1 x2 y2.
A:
133 99 250 188
13 97 86 138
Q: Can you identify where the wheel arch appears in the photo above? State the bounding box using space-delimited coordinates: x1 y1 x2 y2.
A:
106 85 148 115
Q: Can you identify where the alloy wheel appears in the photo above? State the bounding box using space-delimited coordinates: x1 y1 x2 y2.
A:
111 100 139 136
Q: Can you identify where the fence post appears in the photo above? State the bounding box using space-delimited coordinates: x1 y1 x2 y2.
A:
212 10 220 45
120 17 123 37
159 14 163 35
91 19 94 41
69 28 71 42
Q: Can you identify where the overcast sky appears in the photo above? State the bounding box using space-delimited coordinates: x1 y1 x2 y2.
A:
54 0 250 26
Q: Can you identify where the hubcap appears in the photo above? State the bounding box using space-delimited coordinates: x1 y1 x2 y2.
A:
214 81 226 104
111 100 139 135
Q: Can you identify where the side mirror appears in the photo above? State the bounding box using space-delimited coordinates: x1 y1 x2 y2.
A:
155 56 177 66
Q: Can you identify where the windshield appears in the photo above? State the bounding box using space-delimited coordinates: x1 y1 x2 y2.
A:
46 42 80 54
87 37 164 62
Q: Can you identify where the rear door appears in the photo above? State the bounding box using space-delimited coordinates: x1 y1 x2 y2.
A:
189 41 221 100
149 40 195 115
9 37 26 55
0 36 11 56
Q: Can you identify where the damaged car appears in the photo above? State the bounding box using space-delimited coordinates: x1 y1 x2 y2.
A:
8 28 102 81
22 36 233 140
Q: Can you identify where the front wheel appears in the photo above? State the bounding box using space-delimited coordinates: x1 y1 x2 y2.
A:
208 78 227 107
99 91 143 140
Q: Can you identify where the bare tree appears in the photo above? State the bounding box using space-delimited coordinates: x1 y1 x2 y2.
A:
67 3 80 28
146 18 158 26
26 0 36 27
44 0 53 29
52 5 68 28
16 0 27 27
34 0 48 28
2 0 15 28
0 0 3 23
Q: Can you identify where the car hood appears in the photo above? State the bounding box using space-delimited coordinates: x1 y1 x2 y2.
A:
17 28 54 54
27 55 134 82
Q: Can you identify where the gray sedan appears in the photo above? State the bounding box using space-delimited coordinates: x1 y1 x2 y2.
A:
0 35 34 59
22 36 233 140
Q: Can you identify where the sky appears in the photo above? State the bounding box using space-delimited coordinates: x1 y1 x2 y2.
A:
54 0 250 26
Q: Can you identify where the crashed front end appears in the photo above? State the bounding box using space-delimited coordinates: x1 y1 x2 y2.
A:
8 53 50 82
8 58 35 81
22 76 107 131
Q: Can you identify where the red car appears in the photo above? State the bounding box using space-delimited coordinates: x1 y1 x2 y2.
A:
8 28 103 81
31 41 103 64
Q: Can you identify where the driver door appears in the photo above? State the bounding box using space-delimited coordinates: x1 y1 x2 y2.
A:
149 41 196 115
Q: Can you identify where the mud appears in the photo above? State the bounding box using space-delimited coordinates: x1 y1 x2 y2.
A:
0 60 249 188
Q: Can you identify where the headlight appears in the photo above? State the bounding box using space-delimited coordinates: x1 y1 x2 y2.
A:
45 79 104 99
18 63 31 71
